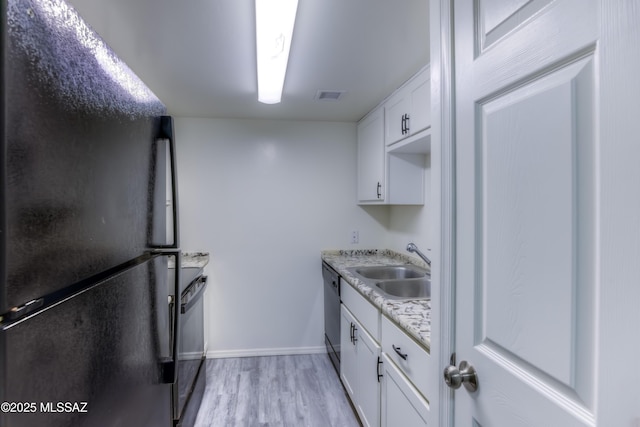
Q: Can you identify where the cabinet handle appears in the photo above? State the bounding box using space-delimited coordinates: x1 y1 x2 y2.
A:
350 323 354 343
376 182 382 199
377 357 383 382
401 114 406 135
392 345 408 360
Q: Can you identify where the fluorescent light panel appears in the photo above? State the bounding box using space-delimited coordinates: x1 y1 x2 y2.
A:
255 0 299 104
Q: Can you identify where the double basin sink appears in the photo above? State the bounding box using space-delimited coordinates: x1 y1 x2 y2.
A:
346 264 430 301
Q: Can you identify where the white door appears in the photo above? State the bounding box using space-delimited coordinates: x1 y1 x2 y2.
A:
450 0 640 426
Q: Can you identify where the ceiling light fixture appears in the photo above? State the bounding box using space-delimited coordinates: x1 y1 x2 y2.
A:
255 0 299 104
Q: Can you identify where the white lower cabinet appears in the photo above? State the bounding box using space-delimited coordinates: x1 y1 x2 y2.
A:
340 305 358 398
356 321 382 427
380 353 430 427
340 285 431 427
340 305 381 427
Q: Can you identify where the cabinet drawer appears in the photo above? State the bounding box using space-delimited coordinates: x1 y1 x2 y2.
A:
341 279 380 342
381 315 430 398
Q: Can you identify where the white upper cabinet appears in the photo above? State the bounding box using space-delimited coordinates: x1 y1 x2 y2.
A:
385 93 411 145
357 107 385 203
357 66 430 205
385 66 431 147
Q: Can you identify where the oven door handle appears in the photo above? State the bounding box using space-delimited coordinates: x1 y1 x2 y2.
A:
181 276 208 314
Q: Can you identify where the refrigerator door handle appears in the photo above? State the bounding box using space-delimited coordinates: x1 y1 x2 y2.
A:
147 116 180 385
158 251 181 384
1 298 44 323
148 116 180 384
151 115 180 250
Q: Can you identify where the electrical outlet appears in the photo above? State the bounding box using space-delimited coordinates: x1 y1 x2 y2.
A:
350 230 359 244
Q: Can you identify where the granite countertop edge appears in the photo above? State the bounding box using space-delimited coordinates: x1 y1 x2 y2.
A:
168 252 210 269
321 249 431 351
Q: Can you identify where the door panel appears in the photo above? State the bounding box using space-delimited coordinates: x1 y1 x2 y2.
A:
478 57 595 400
470 0 596 94
477 0 554 51
453 0 601 425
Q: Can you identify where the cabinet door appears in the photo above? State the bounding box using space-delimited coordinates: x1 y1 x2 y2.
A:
385 91 411 146
408 69 430 135
356 326 381 427
340 305 358 399
381 353 430 427
357 108 385 202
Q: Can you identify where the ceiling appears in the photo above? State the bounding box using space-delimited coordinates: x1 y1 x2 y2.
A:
67 0 429 122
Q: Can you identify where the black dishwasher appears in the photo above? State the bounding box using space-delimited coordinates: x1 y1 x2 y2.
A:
322 261 341 373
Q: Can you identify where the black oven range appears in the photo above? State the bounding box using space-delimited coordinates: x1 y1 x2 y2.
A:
169 265 208 427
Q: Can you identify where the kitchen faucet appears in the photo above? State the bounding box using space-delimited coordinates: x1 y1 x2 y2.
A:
406 242 431 266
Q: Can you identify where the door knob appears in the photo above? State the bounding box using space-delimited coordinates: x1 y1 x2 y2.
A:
443 360 478 392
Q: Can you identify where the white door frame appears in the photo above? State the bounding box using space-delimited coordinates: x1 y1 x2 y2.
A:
429 0 455 426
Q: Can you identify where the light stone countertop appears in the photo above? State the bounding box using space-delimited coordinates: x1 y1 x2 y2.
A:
321 249 431 351
168 252 210 269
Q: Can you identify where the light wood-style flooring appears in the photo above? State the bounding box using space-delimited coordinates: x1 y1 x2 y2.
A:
194 354 361 427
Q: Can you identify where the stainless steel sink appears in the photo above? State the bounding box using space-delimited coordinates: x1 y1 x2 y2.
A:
375 279 431 300
352 265 428 280
346 265 431 301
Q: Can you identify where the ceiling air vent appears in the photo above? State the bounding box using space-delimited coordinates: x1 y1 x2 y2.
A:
315 90 346 101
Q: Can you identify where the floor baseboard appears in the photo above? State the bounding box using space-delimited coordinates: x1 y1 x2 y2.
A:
206 345 327 359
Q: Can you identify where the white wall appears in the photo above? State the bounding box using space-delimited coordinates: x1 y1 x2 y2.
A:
175 117 391 357
386 154 433 258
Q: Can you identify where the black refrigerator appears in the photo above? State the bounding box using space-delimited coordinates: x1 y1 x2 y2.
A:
0 0 181 426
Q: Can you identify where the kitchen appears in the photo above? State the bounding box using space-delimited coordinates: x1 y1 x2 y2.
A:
1 0 639 426
64 0 432 353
